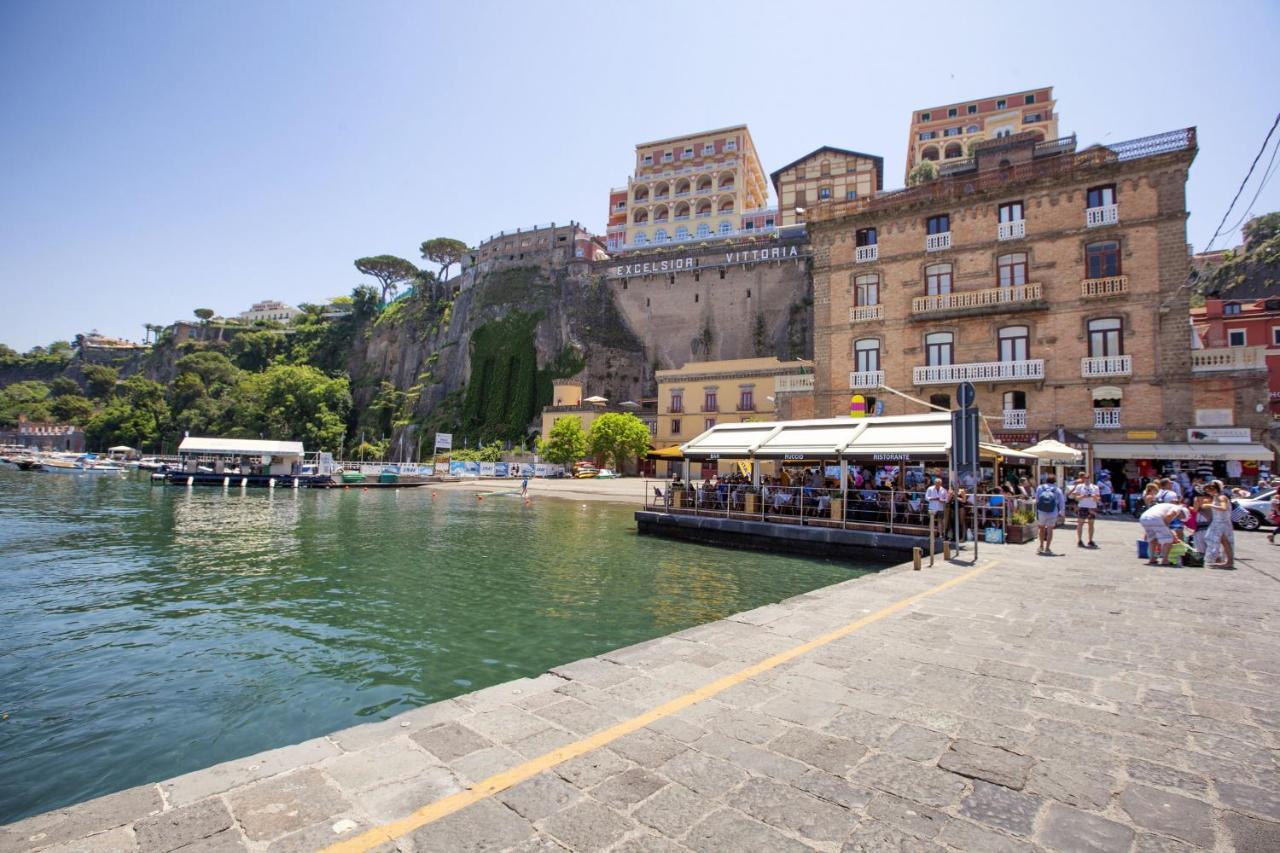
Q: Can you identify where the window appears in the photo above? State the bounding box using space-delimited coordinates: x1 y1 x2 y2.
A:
796 166 806 179
744 221 754 231
998 201 1024 223
670 392 683 413
1086 185 1116 208
948 107 957 118
944 127 962 137
855 274 879 306
1273 327 1280 346
820 161 831 176
643 154 653 165
930 394 951 410
1223 302 1241 316
663 151 673 162
719 221 732 235
670 418 681 435
765 217 774 227
926 263 953 295
1228 329 1247 347
925 332 954 366
683 147 693 159
920 112 931 122
654 228 669 243
854 338 880 372
967 124 979 134
818 187 832 200
997 99 1007 109
846 190 858 200
675 226 689 240
997 253 1028 287
696 223 710 238
1003 390 1026 410
919 131 937 141
725 139 737 151
702 143 714 155
739 390 754 410
1087 318 1123 357
998 325 1030 361
703 391 717 412
856 227 877 247
705 418 716 430
1024 113 1042 123
1085 241 1121 278
967 104 977 115
995 128 1012 139
1025 94 1036 105
926 214 950 235
633 232 648 245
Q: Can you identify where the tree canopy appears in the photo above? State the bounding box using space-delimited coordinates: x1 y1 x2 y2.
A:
419 238 469 283
586 412 650 472
537 416 587 465
1204 211 1280 295
354 255 420 304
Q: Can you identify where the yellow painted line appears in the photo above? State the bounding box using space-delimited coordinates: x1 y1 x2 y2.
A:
326 560 999 852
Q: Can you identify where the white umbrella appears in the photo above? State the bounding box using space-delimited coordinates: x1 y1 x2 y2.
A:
1023 438 1083 463
583 395 608 404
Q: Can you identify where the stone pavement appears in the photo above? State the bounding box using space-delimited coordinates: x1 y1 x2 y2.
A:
3 519 1278 852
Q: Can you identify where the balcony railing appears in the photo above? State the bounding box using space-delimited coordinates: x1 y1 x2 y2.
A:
913 359 1045 385
855 245 878 263
1191 345 1269 373
1093 408 1122 429
775 374 815 393
1081 355 1132 378
925 232 952 252
997 220 1026 241
849 304 884 323
1002 409 1027 429
912 282 1042 314
849 370 885 389
673 214 690 221
1086 204 1118 227
1081 276 1129 298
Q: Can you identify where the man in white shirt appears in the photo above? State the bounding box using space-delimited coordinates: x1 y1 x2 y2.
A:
925 477 949 542
1068 472 1101 549
1098 475 1114 515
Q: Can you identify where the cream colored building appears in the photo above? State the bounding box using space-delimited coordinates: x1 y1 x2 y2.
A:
238 300 301 324
539 381 656 466
771 147 883 227
905 87 1059 182
615 125 769 251
655 357 815 450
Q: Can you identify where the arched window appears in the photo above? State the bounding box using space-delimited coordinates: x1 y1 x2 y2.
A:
653 205 669 222
997 253 1027 287
633 187 649 203
675 179 690 196
718 200 735 214
633 232 648 245
925 332 954 366
854 338 880 372
633 210 648 224
674 202 690 219
654 229 669 243
675 226 689 241
921 146 940 161
1002 390 1026 411
696 222 711 238
718 173 735 190
654 182 670 199
966 124 979 134
855 274 879 307
944 142 963 159
1085 241 1120 278
718 221 732 235
998 325 1029 362
696 178 712 193
926 263 952 295
1087 317 1123 357
696 202 712 217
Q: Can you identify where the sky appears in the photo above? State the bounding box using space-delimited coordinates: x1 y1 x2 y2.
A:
1 0 1278 351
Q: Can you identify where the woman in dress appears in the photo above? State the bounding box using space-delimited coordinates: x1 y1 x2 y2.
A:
1203 481 1234 569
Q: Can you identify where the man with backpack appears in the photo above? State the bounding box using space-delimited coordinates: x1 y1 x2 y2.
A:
1035 474 1065 555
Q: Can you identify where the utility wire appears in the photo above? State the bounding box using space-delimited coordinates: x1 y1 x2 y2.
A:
1203 111 1280 254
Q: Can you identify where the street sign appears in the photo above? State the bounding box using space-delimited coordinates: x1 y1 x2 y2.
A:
433 432 453 452
951 408 979 471
956 381 976 410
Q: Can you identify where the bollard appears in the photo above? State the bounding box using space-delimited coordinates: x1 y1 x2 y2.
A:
268 478 275 489
912 547 922 571
223 476 229 487
944 541 952 560
292 478 299 489
241 477 247 489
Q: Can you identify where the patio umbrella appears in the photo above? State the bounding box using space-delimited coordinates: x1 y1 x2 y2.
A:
1023 438 1083 463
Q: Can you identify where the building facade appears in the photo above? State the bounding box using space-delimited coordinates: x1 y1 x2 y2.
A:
1 415 85 453
771 147 884 227
464 222 605 277
610 126 770 252
1191 281 1280 421
655 356 814 449
905 87 1058 182
808 126 1271 472
239 300 301 324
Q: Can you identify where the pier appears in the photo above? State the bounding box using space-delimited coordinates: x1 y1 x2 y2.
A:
3 520 1278 852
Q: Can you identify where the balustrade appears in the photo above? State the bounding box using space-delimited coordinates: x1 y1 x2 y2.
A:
912 359 1045 385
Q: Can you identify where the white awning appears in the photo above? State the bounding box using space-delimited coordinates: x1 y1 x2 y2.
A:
1024 439 1085 463
1092 442 1275 462
178 436 305 456
680 413 951 460
981 443 1039 463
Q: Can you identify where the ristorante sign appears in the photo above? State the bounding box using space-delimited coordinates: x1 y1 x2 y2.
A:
606 242 808 279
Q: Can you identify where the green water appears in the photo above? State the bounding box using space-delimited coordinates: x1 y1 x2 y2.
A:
0 471 867 824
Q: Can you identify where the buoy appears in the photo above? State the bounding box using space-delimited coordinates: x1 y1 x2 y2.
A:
223 476 229 487
186 476 193 486
292 478 299 489
268 478 276 489
240 477 247 488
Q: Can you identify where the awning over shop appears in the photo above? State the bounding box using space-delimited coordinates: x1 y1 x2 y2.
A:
647 444 684 460
1092 442 1275 462
679 413 951 461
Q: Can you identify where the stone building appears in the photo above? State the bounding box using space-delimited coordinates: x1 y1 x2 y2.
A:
463 222 606 279
771 146 884 227
807 125 1274 477
1 415 85 453
905 87 1059 182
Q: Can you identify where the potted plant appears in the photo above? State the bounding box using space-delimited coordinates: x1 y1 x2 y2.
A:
1005 505 1037 544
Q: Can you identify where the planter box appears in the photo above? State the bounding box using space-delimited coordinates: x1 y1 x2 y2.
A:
1005 523 1036 544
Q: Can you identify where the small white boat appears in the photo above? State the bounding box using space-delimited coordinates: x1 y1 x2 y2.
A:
38 454 128 475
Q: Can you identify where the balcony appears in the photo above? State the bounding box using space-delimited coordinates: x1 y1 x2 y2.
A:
855 245 879 263
695 211 712 218
925 232 952 252
1081 355 1132 378
849 370 885 389
775 374 815 394
696 187 712 195
849 304 884 323
912 359 1045 386
1081 275 1129 298
674 191 690 197
1002 409 1027 429
997 220 1026 241
1093 408 1122 429
1086 204 1118 228
673 214 690 221
1191 345 1269 373
912 283 1042 315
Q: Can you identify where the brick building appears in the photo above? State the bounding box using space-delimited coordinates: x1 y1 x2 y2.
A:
807 126 1274 482
463 222 606 277
770 146 884 227
905 87 1059 183
1 415 85 453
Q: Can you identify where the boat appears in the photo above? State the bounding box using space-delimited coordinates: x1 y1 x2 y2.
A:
38 454 128 475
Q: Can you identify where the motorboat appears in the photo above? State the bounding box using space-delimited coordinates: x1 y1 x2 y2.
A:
39 454 128 475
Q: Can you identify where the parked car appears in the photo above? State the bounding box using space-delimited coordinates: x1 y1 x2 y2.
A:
595 468 619 479
1233 489 1276 531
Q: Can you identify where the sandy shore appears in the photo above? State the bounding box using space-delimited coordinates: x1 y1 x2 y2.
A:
430 476 647 505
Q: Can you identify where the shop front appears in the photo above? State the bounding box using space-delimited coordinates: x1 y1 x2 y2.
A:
1091 437 1275 513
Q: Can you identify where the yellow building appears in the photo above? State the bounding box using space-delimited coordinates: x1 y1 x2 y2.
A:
905 87 1059 182
616 125 769 251
770 147 884 227
539 381 656 467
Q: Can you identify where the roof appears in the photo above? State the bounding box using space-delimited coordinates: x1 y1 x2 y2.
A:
769 146 886 192
1092 443 1274 462
911 87 1053 119
680 413 952 460
178 437 305 456
637 125 749 149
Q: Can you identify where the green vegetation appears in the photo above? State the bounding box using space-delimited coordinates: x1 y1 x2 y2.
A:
0 381 53 427
537 416 587 465
419 237 468 285
907 161 937 186
586 412 650 472
461 311 541 441
354 255 420 304
1203 211 1280 294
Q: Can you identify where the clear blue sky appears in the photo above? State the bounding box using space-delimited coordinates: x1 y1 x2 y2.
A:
2 0 1278 350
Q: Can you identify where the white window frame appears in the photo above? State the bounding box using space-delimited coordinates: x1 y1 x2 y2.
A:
1272 326 1280 346
702 143 714 155
643 154 653 165
1227 328 1247 347
725 139 737 151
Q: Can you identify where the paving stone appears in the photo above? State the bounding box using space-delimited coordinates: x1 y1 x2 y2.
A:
767 727 866 775
352 766 463 823
956 719 1033 753
162 739 341 807
497 772 582 822
608 833 686 853
864 792 946 839
555 749 634 789
608 728 687 768
1215 779 1280 822
646 715 706 745
541 798 635 851
319 738 439 793
691 732 807 783
34 826 138 853
1 784 162 851
1222 811 1280 852
822 707 901 748
1025 759 1114 810
854 753 968 809
727 777 855 844
1132 833 1200 853
509 726 579 759
881 724 950 762
133 798 233 852
1038 802 1136 853
957 780 1043 836
463 705 556 745
225 768 351 843
409 798 535 852
1118 784 1214 847
683 807 812 853
1126 758 1207 796
759 692 842 728
937 818 1038 853
533 698 618 735
549 656 633 688
409 722 493 763
704 709 787 745
505 833 571 853
590 767 667 808
938 739 1035 790
448 745 523 785
841 819 947 852
631 781 717 837
794 769 874 811
262 815 371 853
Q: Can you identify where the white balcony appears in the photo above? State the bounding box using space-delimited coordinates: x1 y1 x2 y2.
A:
855 245 879 263
1081 355 1132 378
1086 204 1118 228
912 283 1041 315
1081 276 1129 298
775 374 815 394
997 220 1026 241
1093 408 1122 429
1002 409 1027 429
673 214 690 221
925 232 952 252
849 304 883 323
1191 345 1269 373
913 359 1045 385
849 370 885 389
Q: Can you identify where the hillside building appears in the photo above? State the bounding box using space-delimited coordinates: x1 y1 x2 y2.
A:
1190 260 1280 423
239 300 301 324
771 147 884 227
905 87 1059 183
